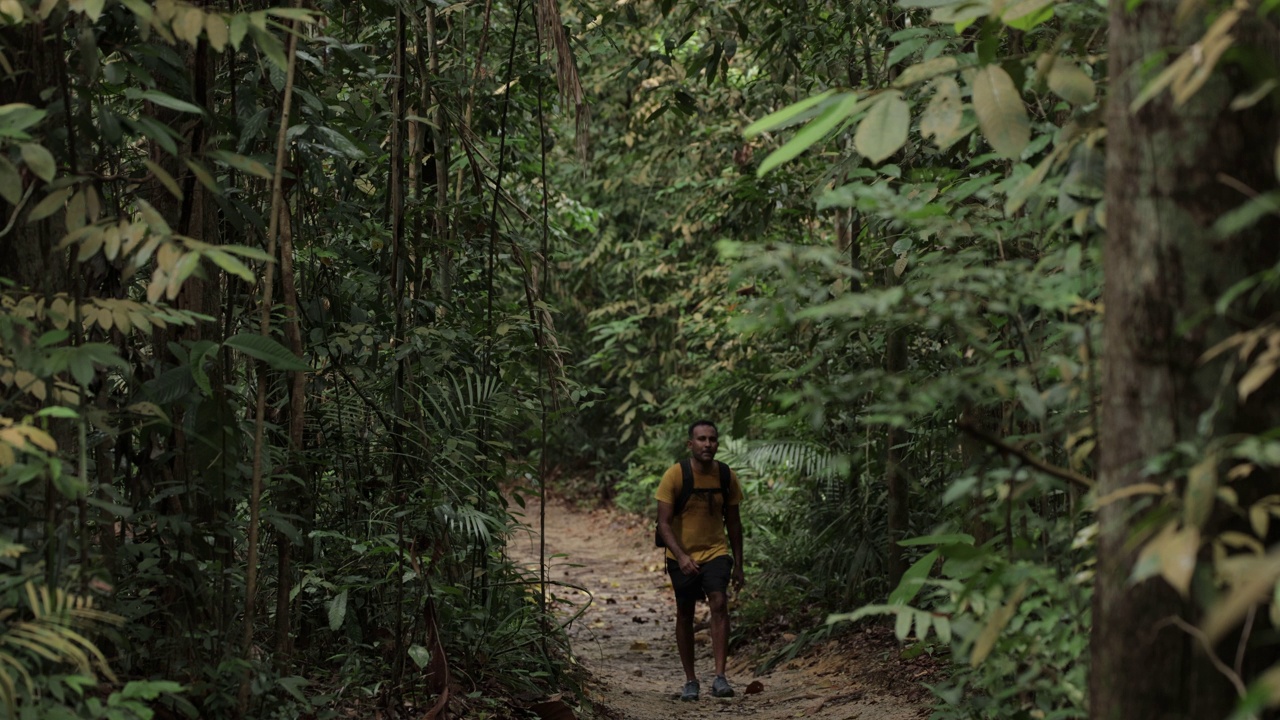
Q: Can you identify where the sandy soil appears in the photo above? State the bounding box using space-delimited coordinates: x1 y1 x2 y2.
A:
508 497 935 720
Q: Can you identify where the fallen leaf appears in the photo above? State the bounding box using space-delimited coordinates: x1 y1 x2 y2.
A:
629 641 648 652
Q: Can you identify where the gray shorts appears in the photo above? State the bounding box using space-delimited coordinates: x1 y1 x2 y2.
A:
667 555 733 603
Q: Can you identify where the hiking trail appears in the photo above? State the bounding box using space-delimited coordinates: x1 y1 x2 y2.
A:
510 496 936 719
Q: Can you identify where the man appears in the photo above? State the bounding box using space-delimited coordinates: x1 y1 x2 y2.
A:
655 420 746 702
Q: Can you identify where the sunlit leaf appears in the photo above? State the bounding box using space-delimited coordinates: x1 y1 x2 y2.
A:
855 92 910 164
971 65 1030 158
757 93 858 176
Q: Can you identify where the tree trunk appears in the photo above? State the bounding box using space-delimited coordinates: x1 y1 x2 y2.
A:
1092 5 1280 719
884 271 909 586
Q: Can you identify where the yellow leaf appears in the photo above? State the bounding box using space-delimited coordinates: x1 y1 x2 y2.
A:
155 0 175 23
1253 504 1271 539
144 159 183 201
113 305 132 333
77 227 104 262
1239 359 1276 400
1203 549 1280 644
18 427 57 452
156 242 180 273
970 582 1027 667
1043 56 1096 106
176 6 205 47
1159 526 1199 597
96 303 114 332
102 225 121 261
205 13 229 52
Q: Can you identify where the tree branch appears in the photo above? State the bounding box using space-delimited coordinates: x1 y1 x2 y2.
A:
958 420 1095 490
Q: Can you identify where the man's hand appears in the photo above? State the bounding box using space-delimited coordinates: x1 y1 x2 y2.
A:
677 554 701 576
731 564 745 592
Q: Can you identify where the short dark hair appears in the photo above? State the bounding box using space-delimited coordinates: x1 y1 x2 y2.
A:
688 420 718 438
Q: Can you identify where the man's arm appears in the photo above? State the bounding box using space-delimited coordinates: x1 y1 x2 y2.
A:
657 500 700 575
725 503 745 590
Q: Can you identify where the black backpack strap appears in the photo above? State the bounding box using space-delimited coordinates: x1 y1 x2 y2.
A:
717 462 732 517
674 458 695 516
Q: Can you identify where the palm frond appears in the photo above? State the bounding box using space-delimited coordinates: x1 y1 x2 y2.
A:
0 582 123 714
719 438 848 483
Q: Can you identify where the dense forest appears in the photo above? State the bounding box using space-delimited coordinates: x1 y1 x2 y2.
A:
3 0 1280 717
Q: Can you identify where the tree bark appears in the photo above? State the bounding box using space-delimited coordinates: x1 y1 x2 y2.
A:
1092 5 1280 719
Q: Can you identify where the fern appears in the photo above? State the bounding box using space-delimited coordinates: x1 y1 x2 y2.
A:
0 581 123 714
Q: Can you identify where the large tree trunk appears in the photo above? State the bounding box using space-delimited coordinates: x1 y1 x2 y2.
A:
1092 5 1280 719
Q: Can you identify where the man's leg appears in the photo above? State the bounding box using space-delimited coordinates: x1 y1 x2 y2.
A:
707 590 729 677
675 597 698 682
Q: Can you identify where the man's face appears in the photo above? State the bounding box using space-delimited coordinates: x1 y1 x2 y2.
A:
688 425 719 463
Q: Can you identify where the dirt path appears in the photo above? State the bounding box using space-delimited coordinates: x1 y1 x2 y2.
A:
509 497 932 720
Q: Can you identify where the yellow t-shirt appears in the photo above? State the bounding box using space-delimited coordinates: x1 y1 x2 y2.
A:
655 461 743 564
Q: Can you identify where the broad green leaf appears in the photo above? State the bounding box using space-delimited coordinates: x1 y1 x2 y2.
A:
0 156 22 205
743 89 836 138
757 93 858 176
123 116 180 156
184 158 221 195
327 589 348 631
1005 153 1055 216
249 25 288 71
221 244 272 261
1002 0 1056 29
855 92 910 164
228 13 249 49
265 7 319 22
135 89 205 116
1213 190 1280 238
888 549 939 606
408 645 431 669
894 608 913 640
888 38 926 68
895 56 960 87
208 150 273 179
0 104 46 138
20 143 56 182
204 248 255 282
971 65 1030 159
223 333 309 372
276 677 308 705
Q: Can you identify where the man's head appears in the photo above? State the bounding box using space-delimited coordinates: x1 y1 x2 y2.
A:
687 420 719 464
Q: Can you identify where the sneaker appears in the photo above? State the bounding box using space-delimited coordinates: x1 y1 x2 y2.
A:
711 675 735 698
680 679 699 702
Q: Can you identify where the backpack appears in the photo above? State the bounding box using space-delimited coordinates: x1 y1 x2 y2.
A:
655 459 732 548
